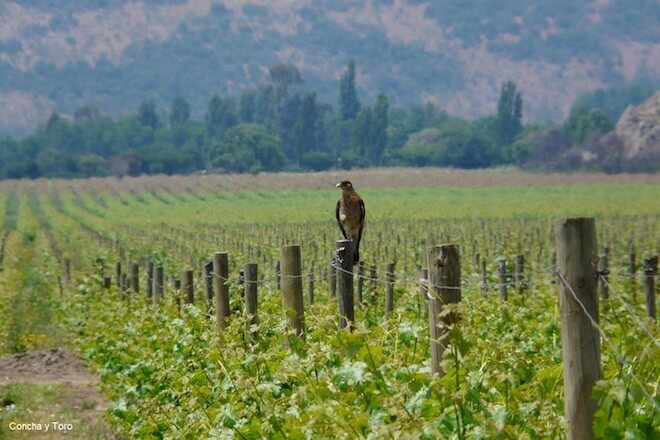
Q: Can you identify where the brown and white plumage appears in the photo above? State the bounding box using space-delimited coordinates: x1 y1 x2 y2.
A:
335 180 365 264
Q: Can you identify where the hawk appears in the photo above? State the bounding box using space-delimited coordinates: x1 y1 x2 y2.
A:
335 180 365 264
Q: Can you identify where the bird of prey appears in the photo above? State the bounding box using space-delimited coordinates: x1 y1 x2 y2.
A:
335 180 365 264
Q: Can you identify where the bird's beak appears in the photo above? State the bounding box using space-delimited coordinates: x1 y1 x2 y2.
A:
336 183 341 188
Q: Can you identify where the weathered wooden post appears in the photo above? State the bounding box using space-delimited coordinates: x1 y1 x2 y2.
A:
146 262 154 299
481 258 488 294
630 242 637 301
204 261 213 316
555 217 600 440
130 263 139 293
426 244 461 376
329 257 337 297
356 261 365 304
385 262 395 315
280 245 305 340
103 276 112 289
307 263 314 305
115 261 122 288
370 265 378 293
64 258 71 284
598 248 609 300
213 252 230 330
497 258 508 301
154 266 164 304
336 240 355 330
514 254 525 294
644 256 657 319
275 260 281 290
182 270 194 304
419 267 429 319
244 263 259 336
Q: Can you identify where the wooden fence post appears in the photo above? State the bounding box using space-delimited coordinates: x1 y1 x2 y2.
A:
307 263 314 305
481 258 488 294
329 257 337 297
336 240 355 330
385 262 395 315
630 242 637 301
103 276 111 289
244 263 259 337
280 245 305 339
555 217 600 440
205 261 213 316
426 244 461 376
514 254 525 294
154 266 164 304
275 260 281 290
131 263 139 294
497 258 508 301
370 265 378 293
357 261 365 304
115 261 121 288
419 267 429 319
146 262 154 299
182 270 194 304
64 258 71 284
598 248 609 300
644 256 657 319
213 252 230 331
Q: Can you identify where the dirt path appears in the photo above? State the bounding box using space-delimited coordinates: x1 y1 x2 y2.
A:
0 348 118 439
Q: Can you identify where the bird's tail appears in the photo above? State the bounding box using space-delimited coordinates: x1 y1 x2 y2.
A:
353 246 360 265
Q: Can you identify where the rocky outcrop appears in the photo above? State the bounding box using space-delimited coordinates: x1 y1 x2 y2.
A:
616 92 660 158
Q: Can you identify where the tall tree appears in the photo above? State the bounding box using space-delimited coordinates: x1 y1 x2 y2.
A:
496 81 523 145
138 99 160 129
293 92 319 162
352 107 373 157
340 60 361 121
205 94 237 139
371 93 389 164
239 90 257 123
169 97 191 126
269 64 304 156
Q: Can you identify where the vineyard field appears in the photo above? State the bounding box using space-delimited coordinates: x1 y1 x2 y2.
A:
0 169 658 439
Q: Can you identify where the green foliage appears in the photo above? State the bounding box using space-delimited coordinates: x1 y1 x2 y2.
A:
572 83 657 122
137 99 160 130
211 124 285 173
564 107 614 145
169 96 191 127
205 94 237 139
340 60 361 121
496 81 523 146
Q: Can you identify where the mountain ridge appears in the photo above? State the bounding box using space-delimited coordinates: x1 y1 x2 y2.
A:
1 0 659 136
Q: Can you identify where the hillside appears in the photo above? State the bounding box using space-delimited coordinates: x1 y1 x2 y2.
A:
1 0 659 135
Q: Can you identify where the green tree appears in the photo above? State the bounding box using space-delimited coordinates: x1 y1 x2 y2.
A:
239 90 257 123
211 124 285 173
138 99 160 129
564 108 614 144
496 81 523 145
205 94 237 139
169 97 191 126
370 93 389 165
351 107 374 159
340 60 361 121
293 92 319 163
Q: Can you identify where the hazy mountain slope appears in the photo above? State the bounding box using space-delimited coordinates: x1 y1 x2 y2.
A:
0 0 658 135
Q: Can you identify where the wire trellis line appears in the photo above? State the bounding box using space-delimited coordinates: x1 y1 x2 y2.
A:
558 272 660 412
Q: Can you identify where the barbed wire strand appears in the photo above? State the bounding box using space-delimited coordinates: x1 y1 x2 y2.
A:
558 272 659 411
597 273 659 347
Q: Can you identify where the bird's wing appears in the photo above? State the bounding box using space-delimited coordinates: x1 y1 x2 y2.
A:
336 200 347 239
356 198 365 249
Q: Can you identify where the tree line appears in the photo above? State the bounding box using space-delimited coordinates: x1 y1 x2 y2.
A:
0 61 655 179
